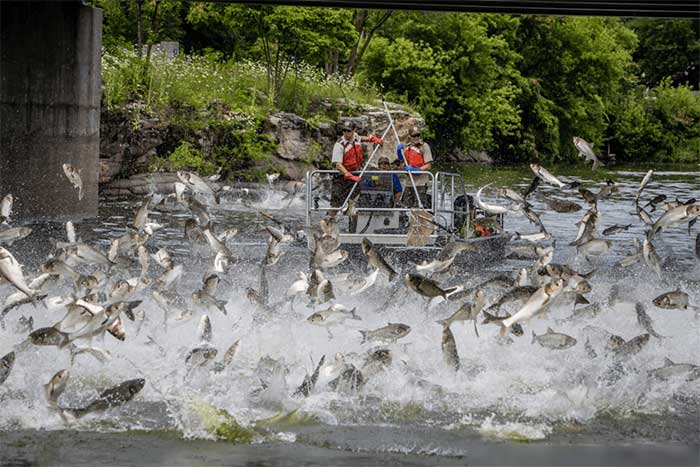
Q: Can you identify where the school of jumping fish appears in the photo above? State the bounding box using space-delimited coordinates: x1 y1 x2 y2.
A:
1 152 699 425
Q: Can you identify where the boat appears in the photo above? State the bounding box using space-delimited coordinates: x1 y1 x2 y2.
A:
305 169 509 266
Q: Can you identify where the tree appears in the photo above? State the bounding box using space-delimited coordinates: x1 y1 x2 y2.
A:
627 19 700 87
512 16 637 161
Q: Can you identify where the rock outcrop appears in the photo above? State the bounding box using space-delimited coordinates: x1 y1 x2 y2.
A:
99 99 424 190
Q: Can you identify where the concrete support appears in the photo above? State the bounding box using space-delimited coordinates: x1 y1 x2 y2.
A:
1 1 102 221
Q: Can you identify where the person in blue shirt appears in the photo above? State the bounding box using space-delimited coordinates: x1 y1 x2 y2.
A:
364 156 402 206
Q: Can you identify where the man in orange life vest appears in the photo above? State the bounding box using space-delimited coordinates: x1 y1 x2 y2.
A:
330 124 383 217
397 127 433 207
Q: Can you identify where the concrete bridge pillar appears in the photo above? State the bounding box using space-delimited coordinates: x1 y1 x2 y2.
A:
1 1 102 221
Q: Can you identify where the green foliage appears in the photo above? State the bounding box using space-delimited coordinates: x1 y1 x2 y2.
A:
360 13 523 155
509 16 637 162
608 80 700 162
152 141 216 174
95 0 697 166
627 19 700 86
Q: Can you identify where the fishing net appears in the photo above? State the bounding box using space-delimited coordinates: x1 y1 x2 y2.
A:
407 209 435 246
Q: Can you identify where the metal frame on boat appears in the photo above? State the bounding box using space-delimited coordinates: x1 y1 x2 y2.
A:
305 169 508 256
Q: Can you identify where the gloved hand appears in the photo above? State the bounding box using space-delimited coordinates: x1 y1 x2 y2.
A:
405 165 421 172
344 173 361 183
396 144 405 161
369 136 383 146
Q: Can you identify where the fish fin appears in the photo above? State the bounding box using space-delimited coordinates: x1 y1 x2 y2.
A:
663 357 674 366
436 319 449 327
546 326 554 333
531 331 537 344
358 330 367 344
575 294 590 306
350 308 361 320
582 269 596 280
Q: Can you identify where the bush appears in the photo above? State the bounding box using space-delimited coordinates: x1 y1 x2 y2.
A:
152 141 217 174
608 80 700 162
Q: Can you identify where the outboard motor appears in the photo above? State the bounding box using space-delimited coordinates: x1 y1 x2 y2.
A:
453 194 473 235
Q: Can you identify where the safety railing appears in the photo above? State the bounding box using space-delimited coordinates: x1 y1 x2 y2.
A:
305 169 436 228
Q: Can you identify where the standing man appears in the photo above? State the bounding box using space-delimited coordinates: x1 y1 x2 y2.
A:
330 124 383 216
397 127 433 208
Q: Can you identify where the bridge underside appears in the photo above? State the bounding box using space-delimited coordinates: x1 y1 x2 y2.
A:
207 0 698 19
0 1 101 221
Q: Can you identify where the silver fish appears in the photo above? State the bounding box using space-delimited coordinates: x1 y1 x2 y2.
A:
602 224 632 236
0 247 36 300
221 339 240 368
437 290 486 337
652 290 691 310
441 324 460 371
649 204 700 239
361 238 397 281
293 355 326 398
0 227 32 245
501 279 565 333
404 273 459 300
475 183 512 215
530 164 565 188
0 194 13 224
307 304 361 327
635 170 653 203
642 239 662 278
203 227 234 259
635 302 663 338
531 327 577 349
359 323 411 344
197 314 213 343
609 334 650 358
0 351 15 386
573 137 604 170
543 197 582 213
577 239 611 258
62 164 84 200
45 369 70 408
185 345 218 368
59 378 145 421
648 358 700 382
177 171 220 204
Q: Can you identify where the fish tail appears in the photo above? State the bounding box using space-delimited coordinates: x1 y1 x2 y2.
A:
358 330 368 344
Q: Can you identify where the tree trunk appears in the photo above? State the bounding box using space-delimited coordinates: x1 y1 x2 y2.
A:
346 10 368 75
136 0 144 59
145 0 162 63
346 10 393 75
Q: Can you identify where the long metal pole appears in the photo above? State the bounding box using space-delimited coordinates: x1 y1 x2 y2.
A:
339 124 393 211
381 100 424 210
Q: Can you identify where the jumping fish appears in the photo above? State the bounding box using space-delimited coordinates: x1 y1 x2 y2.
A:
62 164 84 200
530 164 565 188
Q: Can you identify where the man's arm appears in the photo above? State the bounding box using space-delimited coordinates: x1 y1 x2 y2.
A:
335 162 351 176
419 144 433 171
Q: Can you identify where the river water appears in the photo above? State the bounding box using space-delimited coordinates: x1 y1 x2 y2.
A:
1 164 698 466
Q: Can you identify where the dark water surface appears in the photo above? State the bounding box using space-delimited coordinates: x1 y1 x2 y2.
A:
1 164 699 466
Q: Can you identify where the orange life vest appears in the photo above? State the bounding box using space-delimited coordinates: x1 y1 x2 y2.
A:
404 143 425 168
341 138 363 171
